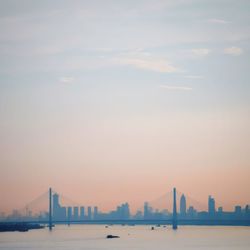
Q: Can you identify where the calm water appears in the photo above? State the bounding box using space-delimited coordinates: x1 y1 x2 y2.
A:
0 225 250 250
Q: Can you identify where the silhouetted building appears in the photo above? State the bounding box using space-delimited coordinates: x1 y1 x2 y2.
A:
52 193 66 221
121 203 130 219
67 207 72 222
94 206 98 219
134 210 143 219
144 202 149 219
80 206 85 220
180 194 186 217
235 206 242 216
87 206 92 220
187 206 197 218
73 206 79 220
218 206 223 213
208 195 216 216
245 205 249 214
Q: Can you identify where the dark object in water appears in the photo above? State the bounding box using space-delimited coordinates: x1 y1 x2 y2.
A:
0 222 44 232
151 226 155 230
106 234 120 239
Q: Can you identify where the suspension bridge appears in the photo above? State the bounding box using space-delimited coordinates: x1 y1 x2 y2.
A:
4 187 193 230
3 188 249 230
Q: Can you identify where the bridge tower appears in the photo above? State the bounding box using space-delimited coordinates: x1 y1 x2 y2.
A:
49 187 52 230
172 187 178 230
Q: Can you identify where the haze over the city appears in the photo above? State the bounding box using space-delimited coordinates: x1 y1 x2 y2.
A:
0 0 250 214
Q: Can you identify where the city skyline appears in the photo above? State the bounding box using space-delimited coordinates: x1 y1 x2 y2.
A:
1 176 250 213
1 187 249 218
1 188 249 224
0 0 250 215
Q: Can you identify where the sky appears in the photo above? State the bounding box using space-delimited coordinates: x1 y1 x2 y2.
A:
0 0 250 214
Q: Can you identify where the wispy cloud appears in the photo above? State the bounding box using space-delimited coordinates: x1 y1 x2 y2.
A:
223 46 243 56
114 52 179 73
59 77 75 83
207 18 229 24
185 75 204 79
191 48 211 57
118 58 178 73
159 85 192 91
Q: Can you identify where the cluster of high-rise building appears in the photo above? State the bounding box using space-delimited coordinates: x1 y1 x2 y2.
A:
140 202 169 220
52 193 130 221
137 194 250 221
52 193 97 221
1 192 250 223
176 194 250 220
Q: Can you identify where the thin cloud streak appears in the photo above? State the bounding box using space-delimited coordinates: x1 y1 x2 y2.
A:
191 48 211 57
185 75 204 79
207 18 230 24
159 85 192 91
115 56 179 73
59 77 75 83
223 46 243 56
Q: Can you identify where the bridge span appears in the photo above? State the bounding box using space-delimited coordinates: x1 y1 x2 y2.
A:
6 219 250 227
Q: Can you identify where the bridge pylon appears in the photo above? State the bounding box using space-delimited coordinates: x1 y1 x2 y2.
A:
172 187 178 230
49 187 52 230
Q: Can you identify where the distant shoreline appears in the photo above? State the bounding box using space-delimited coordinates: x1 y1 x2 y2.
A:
1 220 250 229
0 222 44 232
52 219 250 226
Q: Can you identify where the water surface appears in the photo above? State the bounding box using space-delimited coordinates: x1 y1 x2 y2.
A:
0 225 250 249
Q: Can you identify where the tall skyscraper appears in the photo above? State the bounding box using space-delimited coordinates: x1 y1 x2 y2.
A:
87 206 92 220
123 202 130 219
144 202 149 219
208 195 216 216
119 203 130 219
73 206 79 220
80 206 85 220
67 207 72 222
53 193 59 212
52 193 66 221
94 206 98 220
180 194 186 217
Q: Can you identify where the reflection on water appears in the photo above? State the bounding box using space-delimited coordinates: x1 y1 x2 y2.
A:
0 225 250 249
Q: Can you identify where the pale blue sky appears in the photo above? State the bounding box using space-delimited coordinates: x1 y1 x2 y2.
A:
0 0 250 212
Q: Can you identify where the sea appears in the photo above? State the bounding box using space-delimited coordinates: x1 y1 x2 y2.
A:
0 225 250 249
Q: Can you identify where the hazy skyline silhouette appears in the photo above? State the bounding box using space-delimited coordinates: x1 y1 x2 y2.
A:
1 188 249 229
